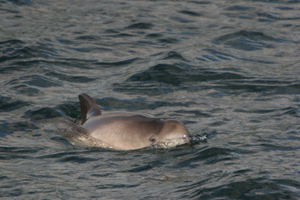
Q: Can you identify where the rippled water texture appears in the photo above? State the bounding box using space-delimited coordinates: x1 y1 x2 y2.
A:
1 0 300 199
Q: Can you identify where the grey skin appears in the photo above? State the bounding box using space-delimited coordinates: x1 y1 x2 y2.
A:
77 93 191 150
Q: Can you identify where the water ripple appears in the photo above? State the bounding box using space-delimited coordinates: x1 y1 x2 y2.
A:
125 22 154 29
0 0 300 199
0 97 29 112
213 30 279 51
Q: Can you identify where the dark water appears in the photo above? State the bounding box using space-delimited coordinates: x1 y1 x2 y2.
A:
1 0 300 199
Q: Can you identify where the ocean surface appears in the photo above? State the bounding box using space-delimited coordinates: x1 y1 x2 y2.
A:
1 0 300 199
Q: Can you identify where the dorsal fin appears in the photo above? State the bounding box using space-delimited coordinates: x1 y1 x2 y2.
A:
78 93 102 125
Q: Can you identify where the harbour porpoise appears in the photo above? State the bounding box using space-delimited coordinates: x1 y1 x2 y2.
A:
65 93 191 150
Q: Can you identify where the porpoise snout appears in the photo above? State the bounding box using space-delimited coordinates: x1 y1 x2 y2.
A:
184 134 192 142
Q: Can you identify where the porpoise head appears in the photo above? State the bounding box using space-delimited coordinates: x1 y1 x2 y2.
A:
148 119 191 148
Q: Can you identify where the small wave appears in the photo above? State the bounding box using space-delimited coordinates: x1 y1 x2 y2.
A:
6 75 61 88
75 35 101 41
0 41 57 64
11 85 42 96
178 10 202 17
174 147 233 168
125 22 154 29
58 155 98 163
95 183 139 189
126 63 247 85
163 51 187 60
0 97 29 112
177 178 299 199
213 30 279 51
94 58 139 67
46 71 96 83
23 107 63 120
